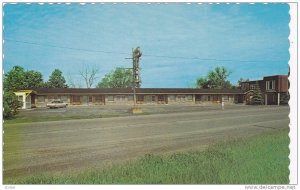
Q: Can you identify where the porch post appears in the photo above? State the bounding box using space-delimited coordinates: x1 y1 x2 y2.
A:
278 93 280 105
265 93 268 105
22 95 26 109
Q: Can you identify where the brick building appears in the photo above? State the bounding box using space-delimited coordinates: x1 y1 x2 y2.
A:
241 75 289 105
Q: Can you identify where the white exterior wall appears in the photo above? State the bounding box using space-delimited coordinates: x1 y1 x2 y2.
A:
167 94 195 104
14 92 32 109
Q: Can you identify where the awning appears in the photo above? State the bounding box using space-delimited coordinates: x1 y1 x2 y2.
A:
14 90 37 96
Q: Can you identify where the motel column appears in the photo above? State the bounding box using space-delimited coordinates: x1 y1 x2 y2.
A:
265 93 268 105
277 93 280 105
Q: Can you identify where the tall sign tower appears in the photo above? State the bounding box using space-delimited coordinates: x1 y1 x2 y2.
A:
132 47 142 88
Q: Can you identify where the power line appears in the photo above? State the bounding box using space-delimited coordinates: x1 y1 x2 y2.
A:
4 38 130 55
4 38 286 63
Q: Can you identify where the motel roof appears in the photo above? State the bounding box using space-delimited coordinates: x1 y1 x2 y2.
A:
25 88 244 95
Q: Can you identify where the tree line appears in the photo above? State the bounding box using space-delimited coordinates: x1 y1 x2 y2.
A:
4 65 249 91
3 66 134 91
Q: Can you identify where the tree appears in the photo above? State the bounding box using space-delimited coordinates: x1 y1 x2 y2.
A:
46 69 68 88
196 66 232 89
67 73 76 88
97 68 133 88
196 77 210 89
79 65 99 88
3 91 22 119
250 82 264 105
4 66 26 91
4 66 44 91
24 70 44 88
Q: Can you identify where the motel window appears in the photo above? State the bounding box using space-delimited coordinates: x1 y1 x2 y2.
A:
186 95 193 101
95 96 103 102
241 83 249 90
48 95 60 101
195 95 201 101
137 95 144 102
158 95 165 101
60 96 68 102
208 96 211 101
115 95 126 101
37 96 45 102
250 84 255 90
48 96 54 101
169 95 176 101
201 95 207 101
222 95 229 101
128 95 133 101
152 96 156 102
107 96 114 102
145 95 156 102
266 80 275 90
72 96 81 102
177 95 185 102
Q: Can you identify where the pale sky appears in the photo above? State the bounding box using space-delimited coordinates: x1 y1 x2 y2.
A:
3 3 290 88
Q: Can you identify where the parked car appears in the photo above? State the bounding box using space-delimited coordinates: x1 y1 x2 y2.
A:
46 100 68 109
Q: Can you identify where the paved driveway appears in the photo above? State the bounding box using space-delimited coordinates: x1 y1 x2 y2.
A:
4 106 289 179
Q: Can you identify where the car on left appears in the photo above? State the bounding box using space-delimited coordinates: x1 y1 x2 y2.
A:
46 100 68 109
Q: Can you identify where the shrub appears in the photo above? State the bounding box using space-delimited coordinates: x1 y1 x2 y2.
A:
3 91 22 119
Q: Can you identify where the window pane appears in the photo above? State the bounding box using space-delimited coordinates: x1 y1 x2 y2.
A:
152 96 156 101
107 96 114 101
18 96 23 101
169 95 175 101
187 95 193 100
61 96 68 102
37 96 45 102
128 95 133 101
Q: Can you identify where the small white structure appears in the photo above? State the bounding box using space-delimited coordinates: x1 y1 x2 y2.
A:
14 90 35 109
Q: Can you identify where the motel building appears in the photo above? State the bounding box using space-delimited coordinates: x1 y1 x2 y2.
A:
14 75 288 109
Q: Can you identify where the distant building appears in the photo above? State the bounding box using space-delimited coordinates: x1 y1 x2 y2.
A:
241 75 289 105
14 75 288 109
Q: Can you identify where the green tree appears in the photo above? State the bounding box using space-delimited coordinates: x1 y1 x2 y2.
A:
24 70 44 88
196 77 210 89
4 66 44 91
46 69 68 88
196 66 232 89
97 68 133 88
250 82 264 105
3 91 22 119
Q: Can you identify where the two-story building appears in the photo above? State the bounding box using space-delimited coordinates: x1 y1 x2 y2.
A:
241 75 289 105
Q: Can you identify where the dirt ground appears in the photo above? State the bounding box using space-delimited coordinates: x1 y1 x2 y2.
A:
3 105 289 180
